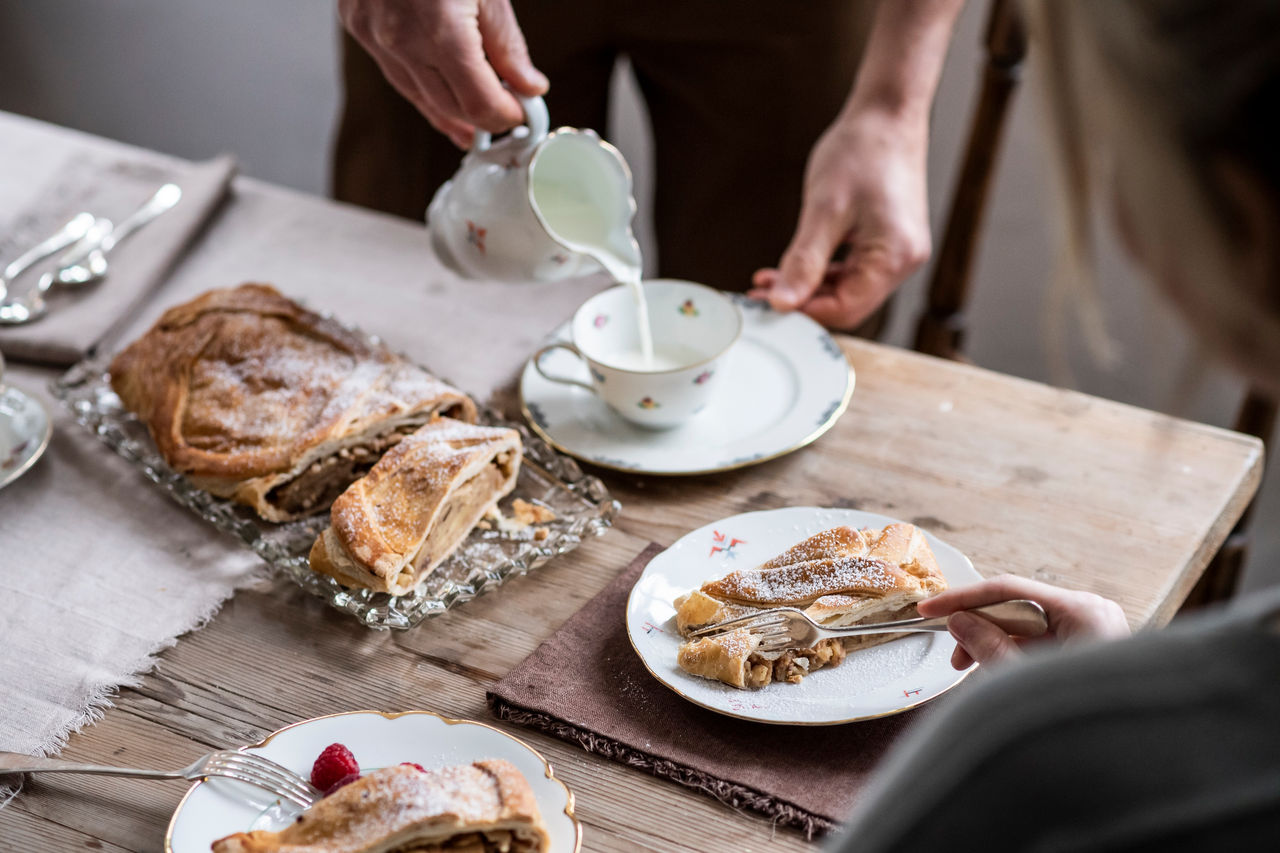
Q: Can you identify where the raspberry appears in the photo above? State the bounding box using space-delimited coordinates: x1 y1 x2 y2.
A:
310 743 360 792
324 771 361 796
401 762 426 772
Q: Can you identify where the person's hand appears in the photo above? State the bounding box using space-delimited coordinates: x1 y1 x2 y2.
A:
339 0 549 149
916 575 1132 670
749 105 931 330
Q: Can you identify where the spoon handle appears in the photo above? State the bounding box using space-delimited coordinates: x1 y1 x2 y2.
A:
98 183 182 254
0 213 94 297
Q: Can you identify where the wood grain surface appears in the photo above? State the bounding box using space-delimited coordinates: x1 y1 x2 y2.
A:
4 336 1262 852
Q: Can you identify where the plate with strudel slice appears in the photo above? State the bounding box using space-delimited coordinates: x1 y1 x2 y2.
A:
626 507 982 725
167 710 580 853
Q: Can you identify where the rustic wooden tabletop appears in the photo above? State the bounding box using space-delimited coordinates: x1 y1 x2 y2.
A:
6 334 1261 852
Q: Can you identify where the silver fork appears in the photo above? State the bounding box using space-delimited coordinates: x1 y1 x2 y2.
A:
689 599 1049 654
0 749 320 809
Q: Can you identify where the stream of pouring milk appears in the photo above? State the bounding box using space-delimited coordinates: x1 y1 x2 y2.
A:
534 192 654 366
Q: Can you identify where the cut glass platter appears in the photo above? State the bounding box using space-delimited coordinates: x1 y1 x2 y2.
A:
52 344 619 630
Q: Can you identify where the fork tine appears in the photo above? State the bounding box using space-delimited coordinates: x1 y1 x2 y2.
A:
689 612 788 638
199 765 311 807
222 751 318 793
209 756 317 802
202 756 312 796
201 763 314 809
201 753 317 804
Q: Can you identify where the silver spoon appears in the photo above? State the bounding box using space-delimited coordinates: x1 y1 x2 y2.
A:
0 183 182 325
0 212 95 302
56 182 181 287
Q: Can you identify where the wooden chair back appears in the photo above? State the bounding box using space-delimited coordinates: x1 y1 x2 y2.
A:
913 0 1276 604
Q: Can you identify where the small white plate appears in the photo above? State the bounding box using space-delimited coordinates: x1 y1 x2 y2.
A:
0 384 52 490
520 293 854 476
626 508 983 726
166 710 581 852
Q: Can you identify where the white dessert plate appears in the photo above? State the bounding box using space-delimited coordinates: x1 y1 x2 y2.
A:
166 710 581 852
0 384 52 490
520 292 854 476
626 507 983 725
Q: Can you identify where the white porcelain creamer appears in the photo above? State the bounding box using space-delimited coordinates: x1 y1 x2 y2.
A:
427 95 642 286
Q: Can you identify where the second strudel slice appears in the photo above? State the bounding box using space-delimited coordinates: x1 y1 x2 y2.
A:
309 418 522 594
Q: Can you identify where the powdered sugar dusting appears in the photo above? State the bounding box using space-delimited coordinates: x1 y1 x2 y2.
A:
757 526 869 569
280 762 532 846
182 318 355 452
709 556 898 605
177 310 470 464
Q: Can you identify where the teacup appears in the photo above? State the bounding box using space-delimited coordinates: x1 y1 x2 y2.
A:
533 280 742 429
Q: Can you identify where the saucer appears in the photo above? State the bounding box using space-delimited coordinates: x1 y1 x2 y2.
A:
0 384 52 489
626 507 981 725
520 296 854 475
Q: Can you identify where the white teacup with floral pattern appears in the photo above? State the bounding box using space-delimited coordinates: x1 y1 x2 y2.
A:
533 280 742 429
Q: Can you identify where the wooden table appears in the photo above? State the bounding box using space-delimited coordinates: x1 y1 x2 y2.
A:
0 116 1263 852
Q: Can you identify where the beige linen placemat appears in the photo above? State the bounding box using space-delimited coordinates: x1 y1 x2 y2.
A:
0 151 236 366
488 544 928 838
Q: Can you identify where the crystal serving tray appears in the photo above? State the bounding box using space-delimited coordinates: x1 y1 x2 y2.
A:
52 349 619 630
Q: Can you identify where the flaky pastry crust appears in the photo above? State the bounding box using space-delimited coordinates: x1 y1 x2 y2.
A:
109 284 476 521
211 760 549 853
308 418 522 594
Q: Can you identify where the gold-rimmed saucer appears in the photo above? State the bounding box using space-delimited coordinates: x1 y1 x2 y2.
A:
0 381 52 490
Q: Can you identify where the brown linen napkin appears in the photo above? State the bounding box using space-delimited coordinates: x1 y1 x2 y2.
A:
0 151 236 366
488 544 925 838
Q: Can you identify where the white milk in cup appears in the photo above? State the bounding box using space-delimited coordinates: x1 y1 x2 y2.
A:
533 280 742 429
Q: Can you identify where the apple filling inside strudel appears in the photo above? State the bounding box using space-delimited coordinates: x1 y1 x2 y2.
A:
308 418 522 595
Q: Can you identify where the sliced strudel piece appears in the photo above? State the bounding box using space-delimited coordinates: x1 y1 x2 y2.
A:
309 418 521 594
109 284 477 522
674 524 948 688
211 761 549 853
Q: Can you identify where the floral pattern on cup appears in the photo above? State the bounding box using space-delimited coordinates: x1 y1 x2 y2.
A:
678 299 699 317
593 313 609 329
638 396 660 410
466 220 487 255
590 367 607 385
693 370 713 385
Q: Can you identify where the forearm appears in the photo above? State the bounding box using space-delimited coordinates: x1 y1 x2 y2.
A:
843 0 966 123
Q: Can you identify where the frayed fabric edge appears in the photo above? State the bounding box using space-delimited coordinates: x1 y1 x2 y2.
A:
487 695 836 840
17 565 271 761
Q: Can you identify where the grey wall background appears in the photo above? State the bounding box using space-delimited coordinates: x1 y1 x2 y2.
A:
0 0 1274 591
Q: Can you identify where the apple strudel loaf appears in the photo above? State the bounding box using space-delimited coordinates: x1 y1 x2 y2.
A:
108 284 477 522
